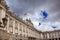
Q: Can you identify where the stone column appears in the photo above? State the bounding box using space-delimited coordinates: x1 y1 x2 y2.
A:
22 24 23 33
18 23 20 35
22 24 24 40
6 17 9 33
0 8 5 29
0 8 2 22
0 8 5 21
13 20 15 34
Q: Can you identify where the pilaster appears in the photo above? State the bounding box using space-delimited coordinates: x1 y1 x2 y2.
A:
13 19 15 34
6 16 9 32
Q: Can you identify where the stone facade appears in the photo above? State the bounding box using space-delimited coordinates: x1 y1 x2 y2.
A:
40 30 60 40
0 0 41 40
0 0 60 40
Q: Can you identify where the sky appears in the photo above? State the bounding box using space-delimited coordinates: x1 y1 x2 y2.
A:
5 0 60 32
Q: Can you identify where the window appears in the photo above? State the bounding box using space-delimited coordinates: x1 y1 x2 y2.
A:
9 18 13 27
0 7 2 10
58 32 60 37
44 34 47 39
0 7 2 13
15 21 18 30
23 25 25 32
15 26 18 30
26 27 28 33
15 21 18 33
20 34 22 38
15 33 18 37
19 23 22 31
9 17 13 33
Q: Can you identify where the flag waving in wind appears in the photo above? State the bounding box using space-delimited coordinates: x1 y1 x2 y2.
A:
38 10 48 26
41 10 48 19
52 26 57 29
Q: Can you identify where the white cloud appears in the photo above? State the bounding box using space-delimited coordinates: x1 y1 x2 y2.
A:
22 10 60 32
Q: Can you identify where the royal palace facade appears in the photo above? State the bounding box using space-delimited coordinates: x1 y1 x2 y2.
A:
0 0 60 40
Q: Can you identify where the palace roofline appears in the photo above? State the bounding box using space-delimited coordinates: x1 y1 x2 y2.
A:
42 30 60 33
1 0 42 33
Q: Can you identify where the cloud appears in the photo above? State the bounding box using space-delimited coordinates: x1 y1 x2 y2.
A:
6 0 60 32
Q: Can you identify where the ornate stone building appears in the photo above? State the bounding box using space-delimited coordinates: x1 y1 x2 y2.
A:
40 30 60 40
0 0 41 40
0 0 60 40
